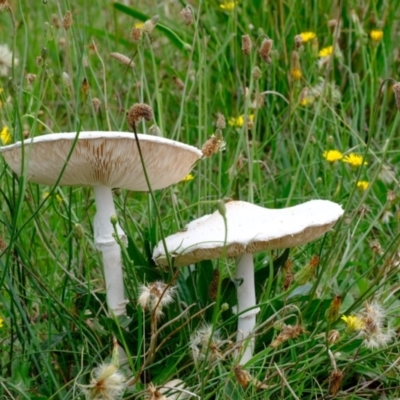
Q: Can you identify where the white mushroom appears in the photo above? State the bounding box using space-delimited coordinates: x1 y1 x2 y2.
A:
153 200 344 363
0 131 202 317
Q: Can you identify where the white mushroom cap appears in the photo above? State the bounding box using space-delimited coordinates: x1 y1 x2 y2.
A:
0 132 202 190
153 200 344 266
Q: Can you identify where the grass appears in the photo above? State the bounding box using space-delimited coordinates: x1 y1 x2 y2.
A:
1 0 400 398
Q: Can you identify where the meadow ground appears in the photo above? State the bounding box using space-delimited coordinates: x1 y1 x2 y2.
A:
1 0 400 398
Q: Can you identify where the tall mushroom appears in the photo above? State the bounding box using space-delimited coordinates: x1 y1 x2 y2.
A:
0 131 202 316
153 200 344 363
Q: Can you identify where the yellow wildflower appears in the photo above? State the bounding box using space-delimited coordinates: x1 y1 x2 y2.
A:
134 22 144 29
0 318 3 328
300 31 316 43
180 174 194 182
300 96 314 106
0 126 12 145
323 150 343 162
341 315 365 332
370 30 383 42
318 45 333 57
356 180 369 191
291 68 302 80
342 153 367 167
228 114 254 128
219 1 237 11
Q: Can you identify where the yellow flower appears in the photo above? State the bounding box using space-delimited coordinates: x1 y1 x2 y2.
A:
228 114 254 128
318 45 333 57
291 68 302 80
341 315 365 331
0 126 12 145
323 150 343 162
219 1 237 11
0 318 3 328
300 96 314 106
300 31 316 43
370 30 383 42
134 22 144 29
342 153 367 167
180 174 194 182
356 180 369 191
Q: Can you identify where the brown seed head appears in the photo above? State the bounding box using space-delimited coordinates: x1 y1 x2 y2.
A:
370 240 382 254
294 34 303 48
127 103 154 128
92 98 101 113
81 78 89 95
172 76 184 90
325 295 342 323
216 112 226 129
130 27 142 41
234 365 252 388
110 52 135 68
393 82 400 111
25 73 37 85
327 329 340 345
180 5 194 26
208 269 220 301
62 10 73 31
142 15 159 34
36 56 43 66
88 40 97 55
270 324 305 348
201 131 225 157
242 34 252 56
387 190 396 203
51 14 60 28
0 236 7 251
329 369 344 396
259 38 273 63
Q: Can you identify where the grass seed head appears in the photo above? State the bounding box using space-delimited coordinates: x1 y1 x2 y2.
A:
130 27 142 41
110 52 135 68
201 130 226 157
142 15 159 34
92 98 101 113
62 10 72 30
252 66 262 80
180 5 194 25
215 112 226 129
259 38 273 63
127 103 154 128
241 34 252 56
270 324 305 348
329 369 343 396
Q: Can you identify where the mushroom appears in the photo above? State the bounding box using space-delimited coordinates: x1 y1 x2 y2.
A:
152 200 344 363
0 131 202 317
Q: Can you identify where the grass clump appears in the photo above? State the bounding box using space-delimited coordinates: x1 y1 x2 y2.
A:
1 0 400 398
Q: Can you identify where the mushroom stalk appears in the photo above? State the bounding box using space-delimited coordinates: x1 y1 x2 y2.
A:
235 253 260 364
93 185 127 316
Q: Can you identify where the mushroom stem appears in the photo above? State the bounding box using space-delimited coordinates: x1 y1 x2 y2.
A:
235 253 260 364
93 185 127 316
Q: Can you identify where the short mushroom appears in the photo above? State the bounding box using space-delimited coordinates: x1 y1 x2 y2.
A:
152 200 344 363
0 131 202 316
